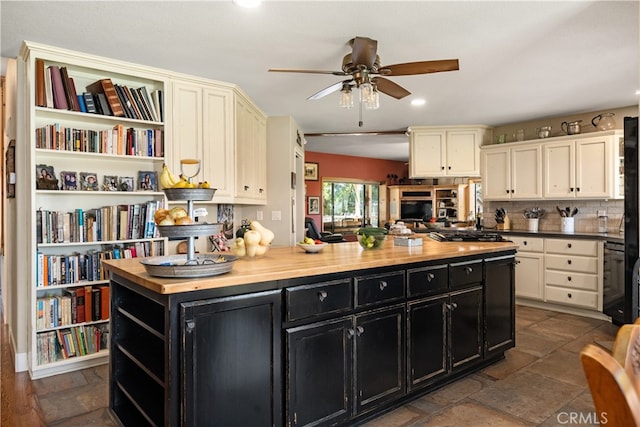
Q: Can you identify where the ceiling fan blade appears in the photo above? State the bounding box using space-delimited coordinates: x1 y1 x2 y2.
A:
269 68 347 76
307 80 352 100
350 36 378 69
380 59 460 76
373 77 411 100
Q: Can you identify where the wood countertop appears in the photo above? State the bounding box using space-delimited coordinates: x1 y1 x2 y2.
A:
101 238 517 295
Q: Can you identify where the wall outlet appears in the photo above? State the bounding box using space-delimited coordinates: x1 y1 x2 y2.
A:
256 210 263 220
272 211 282 221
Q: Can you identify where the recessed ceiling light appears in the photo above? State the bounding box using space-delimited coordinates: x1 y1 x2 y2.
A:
635 89 640 96
233 0 262 8
411 98 426 106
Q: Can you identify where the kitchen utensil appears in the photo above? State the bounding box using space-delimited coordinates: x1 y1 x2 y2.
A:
592 112 616 131
535 126 552 138
561 120 582 135
556 206 566 217
571 208 579 217
565 206 571 217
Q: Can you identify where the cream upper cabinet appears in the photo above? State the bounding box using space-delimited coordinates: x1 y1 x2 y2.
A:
170 78 235 202
543 135 612 199
408 126 488 178
234 92 267 204
481 143 542 200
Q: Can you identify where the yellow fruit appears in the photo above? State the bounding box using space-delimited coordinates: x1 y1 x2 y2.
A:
159 164 179 189
173 178 188 188
201 181 211 189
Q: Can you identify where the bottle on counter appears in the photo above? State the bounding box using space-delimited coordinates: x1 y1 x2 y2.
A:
476 209 482 231
598 210 608 233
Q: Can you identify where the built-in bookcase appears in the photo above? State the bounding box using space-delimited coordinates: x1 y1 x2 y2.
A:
18 41 170 379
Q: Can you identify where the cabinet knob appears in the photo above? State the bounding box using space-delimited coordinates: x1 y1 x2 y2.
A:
448 166 451 170
567 293 572 299
441 166 445 170
446 302 458 311
523 241 528 245
318 290 328 301
568 276 572 282
506 189 510 194
511 189 515 193
576 187 580 192
567 243 572 248
567 259 572 265
259 188 264 193
379 280 388 291
570 187 574 192
464 266 473 275
244 185 250 191
426 272 435 282
347 329 355 338
356 326 365 336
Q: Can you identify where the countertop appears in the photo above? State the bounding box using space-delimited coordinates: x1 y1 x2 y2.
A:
101 238 517 295
491 228 625 244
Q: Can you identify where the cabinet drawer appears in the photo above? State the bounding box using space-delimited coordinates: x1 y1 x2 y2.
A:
450 260 483 288
545 270 598 291
407 264 448 297
510 236 544 253
355 271 405 307
545 286 598 310
545 254 598 274
286 279 353 322
545 239 598 256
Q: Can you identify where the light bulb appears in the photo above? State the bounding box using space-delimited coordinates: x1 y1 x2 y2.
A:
360 83 373 103
339 88 354 108
365 89 379 110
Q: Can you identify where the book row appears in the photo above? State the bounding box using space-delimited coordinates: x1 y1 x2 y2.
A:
36 284 109 330
35 123 164 157
35 59 164 122
37 324 109 365
36 241 164 288
36 201 164 244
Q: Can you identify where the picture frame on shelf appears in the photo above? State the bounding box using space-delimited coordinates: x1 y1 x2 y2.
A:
304 162 319 181
61 171 78 190
79 172 99 191
103 175 119 191
36 164 58 190
119 176 134 192
308 196 320 215
138 171 158 191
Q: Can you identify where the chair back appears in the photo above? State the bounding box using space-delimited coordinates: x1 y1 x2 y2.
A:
581 343 640 427
304 217 322 240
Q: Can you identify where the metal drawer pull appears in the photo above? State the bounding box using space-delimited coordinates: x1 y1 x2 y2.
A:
318 290 328 301
446 302 458 311
464 266 473 275
426 273 435 282
356 326 365 336
568 243 572 248
567 293 572 299
379 280 388 290
567 259 572 265
523 241 528 245
568 276 572 281
347 329 355 338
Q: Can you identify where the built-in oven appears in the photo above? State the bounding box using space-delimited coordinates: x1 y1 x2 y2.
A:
603 241 625 325
399 189 433 222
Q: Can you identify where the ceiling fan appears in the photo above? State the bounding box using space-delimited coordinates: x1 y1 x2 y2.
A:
269 36 460 102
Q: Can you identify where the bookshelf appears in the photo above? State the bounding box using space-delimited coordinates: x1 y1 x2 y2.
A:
18 42 170 378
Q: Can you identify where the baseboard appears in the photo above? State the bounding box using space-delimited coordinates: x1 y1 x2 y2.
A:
10 332 28 372
516 298 611 321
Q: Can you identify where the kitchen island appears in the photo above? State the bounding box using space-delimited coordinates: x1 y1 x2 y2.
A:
103 238 517 426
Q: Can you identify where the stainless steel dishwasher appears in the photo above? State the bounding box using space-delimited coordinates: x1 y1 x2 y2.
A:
603 241 625 324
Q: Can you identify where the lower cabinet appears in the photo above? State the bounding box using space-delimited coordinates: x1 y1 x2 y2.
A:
449 286 484 370
484 255 516 357
286 304 405 427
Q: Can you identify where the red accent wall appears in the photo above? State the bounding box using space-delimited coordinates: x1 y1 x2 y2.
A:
304 151 408 226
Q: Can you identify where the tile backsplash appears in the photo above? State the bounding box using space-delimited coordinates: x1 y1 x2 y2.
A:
483 199 624 233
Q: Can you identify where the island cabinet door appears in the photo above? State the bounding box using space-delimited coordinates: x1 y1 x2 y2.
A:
355 304 406 416
407 295 448 392
484 255 516 358
286 317 353 427
180 290 281 427
449 286 483 371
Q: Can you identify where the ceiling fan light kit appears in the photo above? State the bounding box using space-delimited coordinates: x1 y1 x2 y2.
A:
269 36 459 126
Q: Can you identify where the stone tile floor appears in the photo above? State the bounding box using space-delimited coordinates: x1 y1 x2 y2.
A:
32 305 618 426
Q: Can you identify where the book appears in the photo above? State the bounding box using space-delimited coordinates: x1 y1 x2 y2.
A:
77 95 87 113
35 58 46 107
139 86 159 122
123 85 144 120
64 288 78 324
48 66 69 110
86 78 124 117
95 93 112 116
82 92 97 114
59 67 78 111
152 89 163 122
91 288 101 321
98 285 110 320
84 286 92 323
44 66 54 108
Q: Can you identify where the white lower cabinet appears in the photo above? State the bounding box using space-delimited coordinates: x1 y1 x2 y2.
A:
544 238 602 311
511 236 544 300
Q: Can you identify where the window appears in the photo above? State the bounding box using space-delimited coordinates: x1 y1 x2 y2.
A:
322 180 380 233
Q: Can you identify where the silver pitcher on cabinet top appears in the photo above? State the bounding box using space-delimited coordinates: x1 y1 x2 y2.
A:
561 120 582 135
536 126 552 138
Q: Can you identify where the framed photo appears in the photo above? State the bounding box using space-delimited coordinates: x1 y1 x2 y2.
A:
103 175 119 191
138 171 158 191
119 176 134 192
304 162 319 181
308 196 320 215
36 164 58 190
60 171 78 190
79 172 99 191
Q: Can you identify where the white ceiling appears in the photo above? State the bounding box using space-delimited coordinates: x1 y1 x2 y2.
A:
2 1 638 162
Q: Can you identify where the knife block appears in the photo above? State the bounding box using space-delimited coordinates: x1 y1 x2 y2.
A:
497 215 511 230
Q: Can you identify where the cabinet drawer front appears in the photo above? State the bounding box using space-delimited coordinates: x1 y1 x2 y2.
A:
545 270 598 291
545 286 598 310
510 236 544 253
545 239 598 256
450 260 483 288
286 279 353 322
545 254 598 274
355 271 405 307
407 265 448 297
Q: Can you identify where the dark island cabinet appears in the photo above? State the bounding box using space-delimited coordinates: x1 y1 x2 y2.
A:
181 290 281 427
449 286 483 370
484 255 516 357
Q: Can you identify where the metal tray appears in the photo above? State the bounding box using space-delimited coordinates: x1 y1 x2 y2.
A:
157 223 222 238
164 188 216 201
140 254 238 278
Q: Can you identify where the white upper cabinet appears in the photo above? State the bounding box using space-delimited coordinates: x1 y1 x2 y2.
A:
408 126 488 178
481 143 542 200
234 92 267 204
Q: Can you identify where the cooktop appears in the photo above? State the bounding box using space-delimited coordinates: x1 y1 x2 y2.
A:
428 231 510 242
